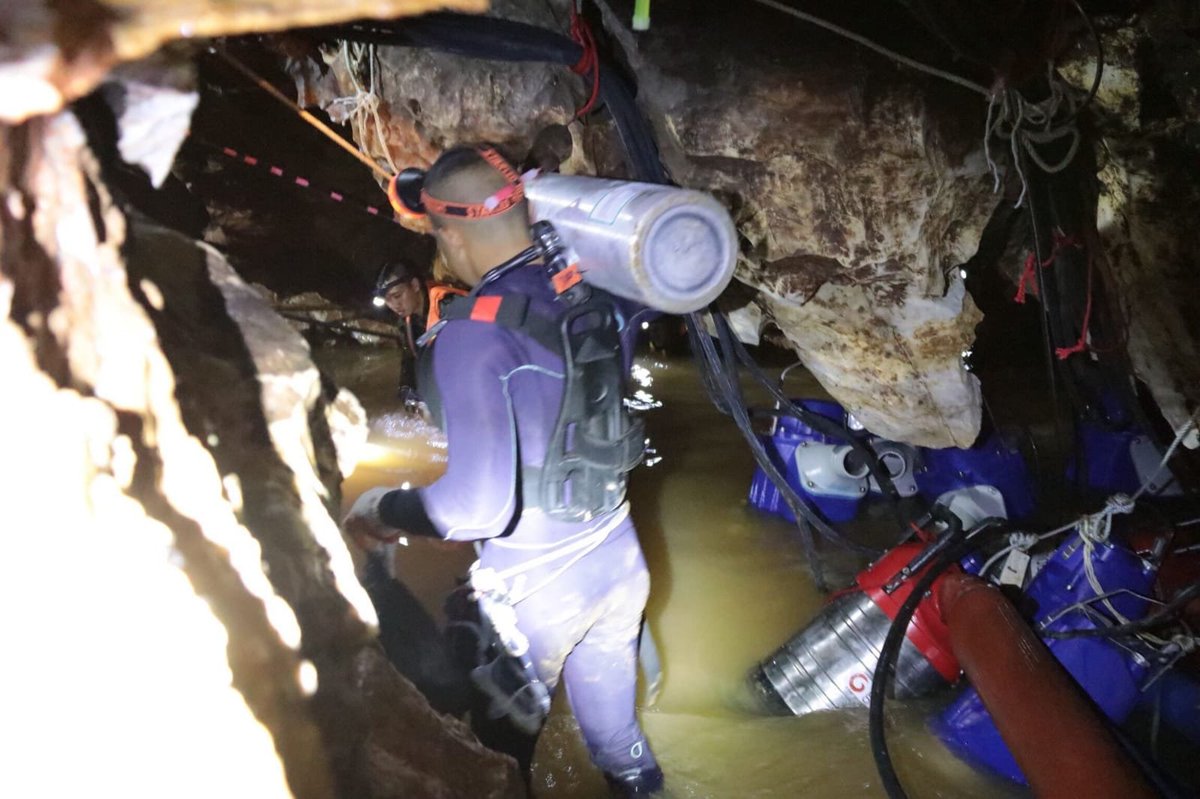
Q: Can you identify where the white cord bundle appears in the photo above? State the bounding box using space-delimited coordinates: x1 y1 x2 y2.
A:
328 42 398 175
984 63 1084 209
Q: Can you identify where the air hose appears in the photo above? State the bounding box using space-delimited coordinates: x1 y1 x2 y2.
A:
868 518 1007 799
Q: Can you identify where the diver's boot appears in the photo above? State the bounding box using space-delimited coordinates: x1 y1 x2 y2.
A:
604 765 664 797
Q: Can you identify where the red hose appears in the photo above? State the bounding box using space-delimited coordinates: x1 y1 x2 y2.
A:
939 571 1156 799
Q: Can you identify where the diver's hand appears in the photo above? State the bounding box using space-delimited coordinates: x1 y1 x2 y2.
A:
343 487 407 548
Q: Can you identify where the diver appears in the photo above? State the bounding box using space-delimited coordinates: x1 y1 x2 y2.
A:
344 145 663 796
373 263 427 410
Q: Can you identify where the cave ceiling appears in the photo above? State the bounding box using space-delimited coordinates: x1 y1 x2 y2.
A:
5 0 1197 446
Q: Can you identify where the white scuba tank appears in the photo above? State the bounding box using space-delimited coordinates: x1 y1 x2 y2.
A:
525 173 738 314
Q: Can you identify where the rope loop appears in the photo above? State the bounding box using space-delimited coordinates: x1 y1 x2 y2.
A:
336 41 399 174
985 62 1087 208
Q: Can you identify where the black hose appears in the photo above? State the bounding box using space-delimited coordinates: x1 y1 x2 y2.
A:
1042 580 1200 640
868 518 1008 799
1107 723 1194 799
279 312 405 341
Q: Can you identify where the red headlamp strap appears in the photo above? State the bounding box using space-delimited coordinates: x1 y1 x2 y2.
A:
419 146 526 220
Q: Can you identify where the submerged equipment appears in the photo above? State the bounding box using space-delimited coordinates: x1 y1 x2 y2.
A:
934 531 1163 784
751 529 969 716
749 398 1036 526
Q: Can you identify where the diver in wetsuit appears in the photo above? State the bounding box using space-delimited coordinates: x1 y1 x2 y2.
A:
373 265 426 408
343 146 663 796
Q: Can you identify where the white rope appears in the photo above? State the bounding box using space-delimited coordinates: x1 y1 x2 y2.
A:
1065 412 1198 644
1133 414 1198 502
986 64 1085 208
746 0 990 97
980 528 1062 577
471 507 629 606
984 412 1197 612
334 41 398 175
745 0 1089 207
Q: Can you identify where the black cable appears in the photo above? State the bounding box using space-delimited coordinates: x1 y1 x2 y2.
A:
1107 722 1194 799
869 518 1008 799
708 311 883 560
1062 0 1104 123
1042 580 1200 640
278 312 405 341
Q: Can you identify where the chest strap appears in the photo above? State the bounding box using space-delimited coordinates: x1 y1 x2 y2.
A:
428 293 562 356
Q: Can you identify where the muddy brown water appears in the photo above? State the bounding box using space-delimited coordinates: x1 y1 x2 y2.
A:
319 345 1026 799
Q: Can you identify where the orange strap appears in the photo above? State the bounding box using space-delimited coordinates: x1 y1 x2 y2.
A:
419 146 525 219
426 283 467 327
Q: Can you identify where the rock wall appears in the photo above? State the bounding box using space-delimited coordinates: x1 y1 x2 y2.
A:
0 0 487 124
1062 7 1200 438
294 0 996 446
1 105 526 798
1 1 529 797
599 1 996 446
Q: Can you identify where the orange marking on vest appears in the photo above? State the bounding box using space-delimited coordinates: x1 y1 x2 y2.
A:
470 295 503 323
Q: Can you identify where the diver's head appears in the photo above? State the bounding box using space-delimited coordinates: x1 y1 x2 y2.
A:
422 146 533 287
374 265 423 317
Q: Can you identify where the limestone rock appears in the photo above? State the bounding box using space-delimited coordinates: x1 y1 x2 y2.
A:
290 0 578 188
327 387 370 479
1064 12 1200 438
2 110 313 799
106 56 200 187
3 104 525 798
0 0 487 124
600 2 995 446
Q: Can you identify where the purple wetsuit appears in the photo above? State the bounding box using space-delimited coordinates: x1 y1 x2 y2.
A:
378 265 659 779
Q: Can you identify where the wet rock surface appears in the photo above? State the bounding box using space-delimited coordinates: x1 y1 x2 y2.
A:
1062 6 1200 436
0 0 486 124
2 1 529 793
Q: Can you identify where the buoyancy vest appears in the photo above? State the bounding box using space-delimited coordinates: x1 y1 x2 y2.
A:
418 288 645 523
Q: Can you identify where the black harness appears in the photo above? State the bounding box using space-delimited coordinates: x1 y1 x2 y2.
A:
418 288 645 522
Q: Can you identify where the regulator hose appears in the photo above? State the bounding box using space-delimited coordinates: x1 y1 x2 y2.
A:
868 518 1008 799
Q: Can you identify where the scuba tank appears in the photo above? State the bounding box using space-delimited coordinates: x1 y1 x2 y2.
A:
525 173 738 314
392 147 737 315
